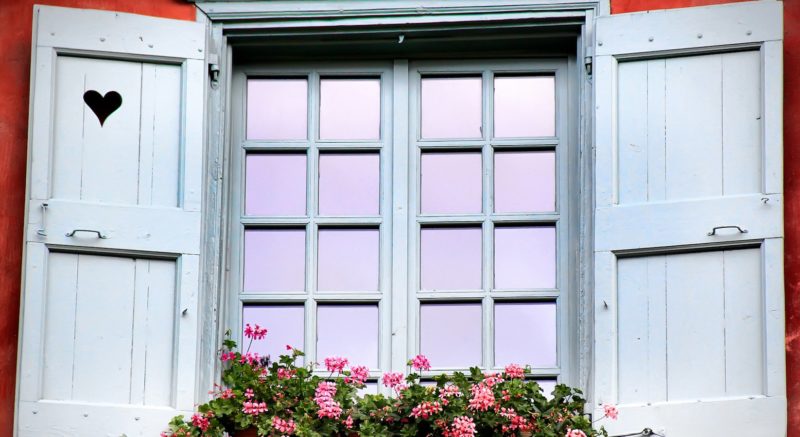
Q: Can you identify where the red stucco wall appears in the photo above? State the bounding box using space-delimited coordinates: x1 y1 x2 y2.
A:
0 0 796 435
0 1 195 434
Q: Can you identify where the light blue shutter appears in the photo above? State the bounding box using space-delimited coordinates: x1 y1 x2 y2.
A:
17 6 206 436
593 2 785 436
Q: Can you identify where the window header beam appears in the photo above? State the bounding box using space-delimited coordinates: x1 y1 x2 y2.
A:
195 0 598 32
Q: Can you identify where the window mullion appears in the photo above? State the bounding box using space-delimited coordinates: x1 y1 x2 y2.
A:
390 59 411 373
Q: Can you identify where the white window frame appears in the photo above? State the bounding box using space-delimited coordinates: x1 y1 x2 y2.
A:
403 59 573 383
228 62 395 381
224 53 582 393
197 0 598 398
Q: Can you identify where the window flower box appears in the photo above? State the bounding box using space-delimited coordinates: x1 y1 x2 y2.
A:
162 326 616 437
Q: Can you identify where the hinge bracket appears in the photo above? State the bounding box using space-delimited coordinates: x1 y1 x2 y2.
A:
584 55 593 75
208 53 220 89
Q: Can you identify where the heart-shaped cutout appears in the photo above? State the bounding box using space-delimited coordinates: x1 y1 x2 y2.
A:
83 90 122 126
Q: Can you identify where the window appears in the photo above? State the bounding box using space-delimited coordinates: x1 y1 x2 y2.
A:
232 60 570 386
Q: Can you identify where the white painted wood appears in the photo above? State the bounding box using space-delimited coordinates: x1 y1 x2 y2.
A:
36 6 204 60
595 1 782 56
723 248 764 397
596 194 782 252
390 59 410 373
616 256 666 405
617 51 762 205
722 51 762 196
18 5 206 436
762 41 783 195
616 61 648 205
594 2 784 435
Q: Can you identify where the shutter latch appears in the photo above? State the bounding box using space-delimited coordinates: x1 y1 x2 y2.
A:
584 55 593 75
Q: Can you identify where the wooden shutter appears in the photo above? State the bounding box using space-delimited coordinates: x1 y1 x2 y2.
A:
17 6 206 435
593 2 784 436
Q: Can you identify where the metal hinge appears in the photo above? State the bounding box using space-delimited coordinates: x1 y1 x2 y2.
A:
208 53 220 89
584 55 593 75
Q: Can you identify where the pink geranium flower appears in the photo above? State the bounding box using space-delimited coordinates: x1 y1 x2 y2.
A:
603 403 619 420
314 381 342 419
410 354 432 371
243 323 268 340
504 363 525 379
190 413 210 432
468 383 495 412
272 416 296 434
242 401 268 415
382 372 404 388
345 365 370 385
450 416 476 437
410 401 443 419
566 429 587 437
324 356 349 373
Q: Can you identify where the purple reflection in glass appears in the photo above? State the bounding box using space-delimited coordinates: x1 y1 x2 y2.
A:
244 229 306 292
246 154 307 216
495 302 557 368
494 151 555 213
420 303 482 368
320 78 381 140
421 152 482 214
494 76 555 138
421 77 482 139
247 79 308 140
421 227 482 290
319 153 380 216
318 229 379 292
317 305 379 367
243 305 304 363
494 227 556 289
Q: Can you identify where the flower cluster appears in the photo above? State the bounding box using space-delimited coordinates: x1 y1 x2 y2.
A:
381 371 404 388
345 365 370 385
243 323 267 340
163 330 612 437
324 356 349 373
446 416 477 437
242 401 267 415
272 416 296 434
410 400 443 419
467 382 496 412
314 381 343 419
410 354 432 371
504 363 526 379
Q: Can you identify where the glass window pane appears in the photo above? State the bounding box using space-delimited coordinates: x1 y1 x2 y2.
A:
494 226 555 289
319 153 380 216
421 227 482 290
421 152 482 214
317 305 379 368
495 302 557 368
244 229 306 292
421 77 482 139
247 79 308 140
358 383 379 397
246 154 307 216
494 151 555 213
320 78 381 140
243 305 305 363
494 76 555 138
537 380 557 398
318 229 379 292
420 303 482 368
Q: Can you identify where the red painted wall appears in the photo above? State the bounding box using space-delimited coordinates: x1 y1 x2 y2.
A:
0 0 195 434
0 0 797 434
614 0 800 434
